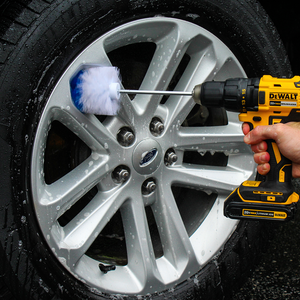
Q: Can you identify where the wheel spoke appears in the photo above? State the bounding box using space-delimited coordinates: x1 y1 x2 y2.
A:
132 19 205 117
50 108 121 152
55 187 127 267
165 124 254 193
173 123 247 151
35 157 110 226
166 164 252 193
152 185 200 273
163 37 240 129
121 196 162 287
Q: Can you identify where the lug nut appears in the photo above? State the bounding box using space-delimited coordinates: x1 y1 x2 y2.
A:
112 166 130 183
150 117 164 136
142 179 156 195
117 127 135 146
165 149 177 166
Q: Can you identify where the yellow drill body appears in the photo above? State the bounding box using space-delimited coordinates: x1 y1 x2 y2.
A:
239 75 300 126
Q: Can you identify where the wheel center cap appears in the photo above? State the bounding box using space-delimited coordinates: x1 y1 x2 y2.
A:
132 139 162 175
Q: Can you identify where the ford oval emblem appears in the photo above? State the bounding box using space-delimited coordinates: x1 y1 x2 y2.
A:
140 148 158 167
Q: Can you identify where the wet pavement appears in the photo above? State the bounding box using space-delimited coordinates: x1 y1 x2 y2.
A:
232 179 300 300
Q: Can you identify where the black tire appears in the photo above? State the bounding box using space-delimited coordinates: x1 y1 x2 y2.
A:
0 1 291 300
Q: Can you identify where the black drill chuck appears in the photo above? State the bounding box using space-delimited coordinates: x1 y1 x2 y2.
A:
197 78 260 112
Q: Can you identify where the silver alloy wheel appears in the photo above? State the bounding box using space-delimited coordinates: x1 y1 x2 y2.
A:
31 17 256 295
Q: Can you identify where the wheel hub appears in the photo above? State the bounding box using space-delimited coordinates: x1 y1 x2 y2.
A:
132 139 162 175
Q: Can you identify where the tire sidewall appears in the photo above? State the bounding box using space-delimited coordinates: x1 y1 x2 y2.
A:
0 0 291 299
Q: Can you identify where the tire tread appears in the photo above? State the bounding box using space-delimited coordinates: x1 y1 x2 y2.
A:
0 0 52 70
0 277 14 299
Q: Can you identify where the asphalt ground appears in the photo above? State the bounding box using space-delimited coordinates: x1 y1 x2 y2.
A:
232 179 300 300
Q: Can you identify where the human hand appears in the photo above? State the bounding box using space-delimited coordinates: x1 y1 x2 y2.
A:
242 122 300 178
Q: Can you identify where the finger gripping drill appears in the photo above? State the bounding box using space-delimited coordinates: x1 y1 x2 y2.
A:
195 75 300 221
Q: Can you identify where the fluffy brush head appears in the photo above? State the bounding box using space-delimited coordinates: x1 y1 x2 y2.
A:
70 66 121 115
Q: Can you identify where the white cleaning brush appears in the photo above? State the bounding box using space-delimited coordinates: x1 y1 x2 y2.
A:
70 66 194 115
70 66 122 115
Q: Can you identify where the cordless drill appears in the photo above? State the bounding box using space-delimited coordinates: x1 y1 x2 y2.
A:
194 75 300 221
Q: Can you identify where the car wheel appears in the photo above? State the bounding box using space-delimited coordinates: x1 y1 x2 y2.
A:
0 0 291 299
